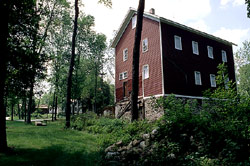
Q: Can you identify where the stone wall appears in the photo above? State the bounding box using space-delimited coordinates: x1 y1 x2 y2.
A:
115 97 164 121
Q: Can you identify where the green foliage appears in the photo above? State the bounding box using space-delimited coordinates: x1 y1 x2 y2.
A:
246 0 250 18
147 91 250 165
71 112 155 146
235 40 250 97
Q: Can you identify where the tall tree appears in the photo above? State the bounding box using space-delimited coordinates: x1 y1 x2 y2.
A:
246 0 250 17
131 0 145 121
65 0 112 128
65 0 79 128
235 40 250 96
0 0 10 153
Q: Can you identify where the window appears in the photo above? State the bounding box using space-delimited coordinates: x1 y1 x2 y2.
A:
222 50 227 62
123 48 128 61
192 41 199 55
207 46 213 59
119 73 123 80
174 35 182 50
123 71 128 79
132 15 137 29
210 74 216 87
142 38 148 53
194 71 202 85
225 77 229 89
143 65 149 79
119 72 128 80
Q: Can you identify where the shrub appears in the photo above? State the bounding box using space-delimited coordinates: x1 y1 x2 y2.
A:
148 93 250 165
71 112 156 147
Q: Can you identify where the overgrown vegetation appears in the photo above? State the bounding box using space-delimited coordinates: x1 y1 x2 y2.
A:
71 112 155 147
70 64 250 165
140 64 250 165
146 94 250 165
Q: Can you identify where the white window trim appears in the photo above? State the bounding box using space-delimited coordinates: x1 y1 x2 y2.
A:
194 71 202 85
142 64 149 80
222 50 227 62
142 38 148 53
123 48 128 61
119 73 123 80
210 74 216 87
192 41 199 55
225 77 229 89
119 71 128 80
123 71 128 79
174 35 182 50
207 46 214 59
132 15 137 29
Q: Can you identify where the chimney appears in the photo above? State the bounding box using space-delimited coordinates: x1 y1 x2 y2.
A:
149 8 155 15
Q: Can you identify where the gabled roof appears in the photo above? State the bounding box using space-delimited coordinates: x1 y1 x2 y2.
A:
111 8 236 48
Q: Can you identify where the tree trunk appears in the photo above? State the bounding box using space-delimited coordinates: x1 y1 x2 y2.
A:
23 98 27 122
11 102 14 121
27 82 34 124
18 101 21 119
77 100 80 115
81 100 85 114
54 95 57 120
94 62 97 113
0 0 9 153
65 0 79 128
131 0 145 121
52 91 55 121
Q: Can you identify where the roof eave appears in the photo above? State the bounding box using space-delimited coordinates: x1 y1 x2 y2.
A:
159 17 237 46
111 8 136 48
111 8 237 48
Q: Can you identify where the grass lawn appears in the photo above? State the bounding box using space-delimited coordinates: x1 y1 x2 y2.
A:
0 120 104 166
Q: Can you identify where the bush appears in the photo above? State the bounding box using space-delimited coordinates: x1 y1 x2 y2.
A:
71 112 156 147
147 93 250 165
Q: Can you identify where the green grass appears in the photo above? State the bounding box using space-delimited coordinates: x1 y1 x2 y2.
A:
0 120 103 166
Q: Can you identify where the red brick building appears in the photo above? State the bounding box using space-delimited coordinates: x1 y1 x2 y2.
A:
111 8 236 118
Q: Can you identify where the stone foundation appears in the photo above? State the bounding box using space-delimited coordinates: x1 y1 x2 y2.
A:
115 97 164 121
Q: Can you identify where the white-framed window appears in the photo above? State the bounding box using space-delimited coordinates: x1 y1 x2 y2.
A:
225 77 229 89
192 41 199 55
222 50 227 62
142 38 148 53
119 71 128 80
123 71 128 79
119 73 123 80
194 71 202 85
132 15 137 29
210 74 216 87
123 48 128 61
174 35 182 50
143 65 149 79
207 46 214 59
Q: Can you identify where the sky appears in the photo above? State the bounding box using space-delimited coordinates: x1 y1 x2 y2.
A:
82 0 250 51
